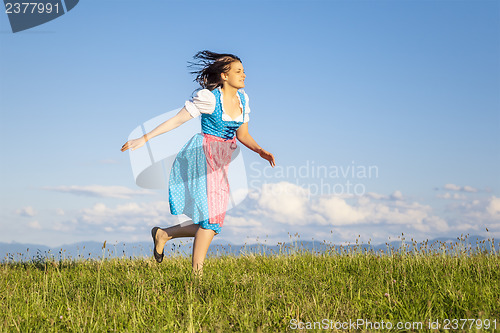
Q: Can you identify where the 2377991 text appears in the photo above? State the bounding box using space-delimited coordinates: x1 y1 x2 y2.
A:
431 318 497 330
5 2 60 14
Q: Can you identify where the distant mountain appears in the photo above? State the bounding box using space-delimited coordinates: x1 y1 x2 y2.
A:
1 235 497 262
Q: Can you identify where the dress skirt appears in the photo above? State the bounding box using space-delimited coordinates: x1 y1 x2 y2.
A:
168 132 237 234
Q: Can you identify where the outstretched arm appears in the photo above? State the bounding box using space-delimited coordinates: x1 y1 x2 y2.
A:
121 107 193 152
236 122 275 167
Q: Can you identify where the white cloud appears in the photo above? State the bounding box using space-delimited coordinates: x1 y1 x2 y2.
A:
16 206 36 217
41 181 497 246
444 183 461 191
365 192 387 200
257 182 310 224
437 192 466 200
390 190 403 200
45 201 175 234
28 220 42 230
486 196 500 217
463 186 478 193
415 216 449 232
440 195 500 234
443 183 478 193
311 196 365 225
223 215 271 241
42 185 157 199
241 184 444 235
52 220 76 232
437 192 451 199
78 201 171 227
456 223 478 231
119 226 136 232
351 197 433 229
224 216 262 227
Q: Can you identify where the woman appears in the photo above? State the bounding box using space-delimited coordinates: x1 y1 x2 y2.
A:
121 51 275 275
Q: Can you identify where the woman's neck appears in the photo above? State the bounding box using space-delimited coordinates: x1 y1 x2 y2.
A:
220 84 238 98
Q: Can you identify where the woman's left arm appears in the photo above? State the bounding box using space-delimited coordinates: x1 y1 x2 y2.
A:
236 123 276 167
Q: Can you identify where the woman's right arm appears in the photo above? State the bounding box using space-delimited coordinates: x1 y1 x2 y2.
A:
121 107 193 152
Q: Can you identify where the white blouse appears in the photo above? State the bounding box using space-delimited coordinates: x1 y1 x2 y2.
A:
184 87 251 123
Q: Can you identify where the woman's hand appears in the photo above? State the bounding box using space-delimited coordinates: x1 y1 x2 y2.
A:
259 148 275 167
121 136 146 152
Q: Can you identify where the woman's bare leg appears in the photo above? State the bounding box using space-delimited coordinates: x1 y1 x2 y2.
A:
154 221 199 254
192 227 216 276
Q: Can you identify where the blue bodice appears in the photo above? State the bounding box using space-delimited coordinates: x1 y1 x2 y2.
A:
201 88 246 140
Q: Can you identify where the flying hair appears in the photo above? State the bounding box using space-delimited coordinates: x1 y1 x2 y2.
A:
189 50 242 91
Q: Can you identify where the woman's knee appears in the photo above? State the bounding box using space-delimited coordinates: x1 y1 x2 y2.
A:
196 226 216 239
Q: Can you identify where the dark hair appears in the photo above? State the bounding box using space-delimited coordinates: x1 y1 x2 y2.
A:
189 50 242 91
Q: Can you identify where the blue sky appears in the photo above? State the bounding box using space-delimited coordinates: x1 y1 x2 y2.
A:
0 0 499 247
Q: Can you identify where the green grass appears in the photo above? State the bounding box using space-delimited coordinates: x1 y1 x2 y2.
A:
1 244 499 332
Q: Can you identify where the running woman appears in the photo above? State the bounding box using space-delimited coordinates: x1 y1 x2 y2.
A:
121 51 275 275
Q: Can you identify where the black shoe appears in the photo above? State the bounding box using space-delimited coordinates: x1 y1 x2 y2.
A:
151 227 164 263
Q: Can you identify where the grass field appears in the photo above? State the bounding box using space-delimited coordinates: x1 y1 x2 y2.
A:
1 240 499 332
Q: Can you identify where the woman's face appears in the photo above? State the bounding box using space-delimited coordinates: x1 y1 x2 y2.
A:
222 61 246 89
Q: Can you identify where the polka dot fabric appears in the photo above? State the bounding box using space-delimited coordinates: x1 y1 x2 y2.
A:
168 88 247 234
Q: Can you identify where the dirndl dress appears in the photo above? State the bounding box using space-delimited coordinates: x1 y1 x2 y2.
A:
168 88 248 234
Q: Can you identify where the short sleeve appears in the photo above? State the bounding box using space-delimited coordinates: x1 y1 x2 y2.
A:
184 89 216 118
243 91 251 123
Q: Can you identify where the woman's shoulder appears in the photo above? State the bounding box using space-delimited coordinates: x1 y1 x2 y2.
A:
192 89 217 107
194 88 217 100
185 89 216 116
237 89 250 101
